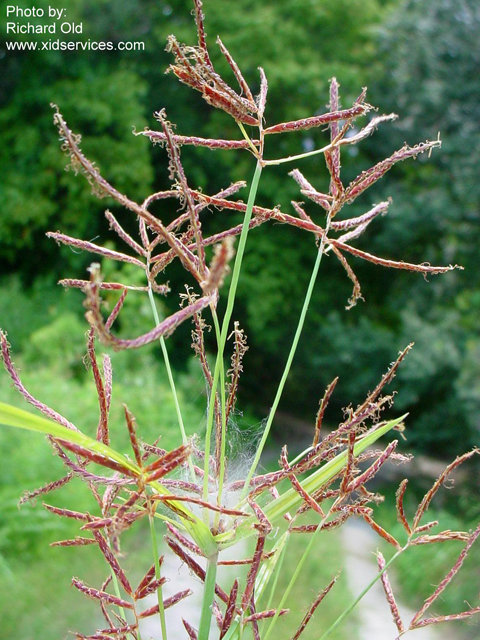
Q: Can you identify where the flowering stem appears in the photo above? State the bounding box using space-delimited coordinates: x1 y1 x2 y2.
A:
264 501 339 640
203 159 263 502
317 546 407 640
240 235 328 502
149 511 168 640
198 551 219 640
211 308 228 512
147 285 196 482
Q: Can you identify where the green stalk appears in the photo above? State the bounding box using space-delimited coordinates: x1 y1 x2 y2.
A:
108 565 130 636
211 309 228 514
259 532 290 635
263 139 340 166
203 159 263 501
240 239 327 501
317 547 406 640
149 512 168 640
198 552 219 640
147 286 196 482
264 503 339 640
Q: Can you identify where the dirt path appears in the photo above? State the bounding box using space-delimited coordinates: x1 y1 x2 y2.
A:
341 519 448 640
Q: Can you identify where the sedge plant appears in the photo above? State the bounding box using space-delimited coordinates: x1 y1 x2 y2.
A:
1 1 479 639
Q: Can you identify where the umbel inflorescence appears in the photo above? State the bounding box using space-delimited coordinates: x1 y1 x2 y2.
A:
0 1 478 639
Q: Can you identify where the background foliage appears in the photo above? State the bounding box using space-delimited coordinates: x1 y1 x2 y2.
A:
1 0 479 638
1 0 478 456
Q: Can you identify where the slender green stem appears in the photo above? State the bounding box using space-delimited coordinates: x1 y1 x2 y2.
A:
108 565 129 633
203 160 263 501
240 239 327 501
260 532 290 635
106 548 140 639
211 309 227 513
149 511 168 640
317 546 406 640
198 552 219 640
147 286 196 482
264 504 336 640
237 121 260 156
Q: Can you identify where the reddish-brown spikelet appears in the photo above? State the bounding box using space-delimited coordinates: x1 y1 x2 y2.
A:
123 406 142 468
19 473 73 504
264 103 369 135
201 236 235 295
330 200 390 231
134 560 160 600
1 331 79 432
345 140 441 203
410 523 480 627
166 523 204 557
135 577 167 600
395 478 411 534
157 110 207 277
340 431 357 494
292 574 339 640
86 328 109 445
216 36 254 103
95 624 137 637
326 77 342 198
331 239 459 276
104 209 147 257
50 537 96 547
47 232 145 268
354 345 413 418
347 440 398 493
55 438 139 478
59 279 148 292
411 607 480 628
140 128 257 150
363 513 401 549
411 531 470 545
257 67 268 120
145 444 191 477
85 270 214 351
138 589 192 618
413 449 479 530
183 619 198 640
290 512 350 534
220 579 238 639
105 289 128 331
244 608 289 623
241 534 266 612
43 503 90 521
212 600 224 629
92 530 132 595
313 377 338 447
280 446 325 518
330 245 363 309
414 521 439 534
71 577 133 609
376 552 404 634
103 355 113 413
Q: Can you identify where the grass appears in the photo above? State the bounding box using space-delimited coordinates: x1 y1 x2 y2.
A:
0 354 362 640
373 484 480 639
0 2 477 638
0 349 202 638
